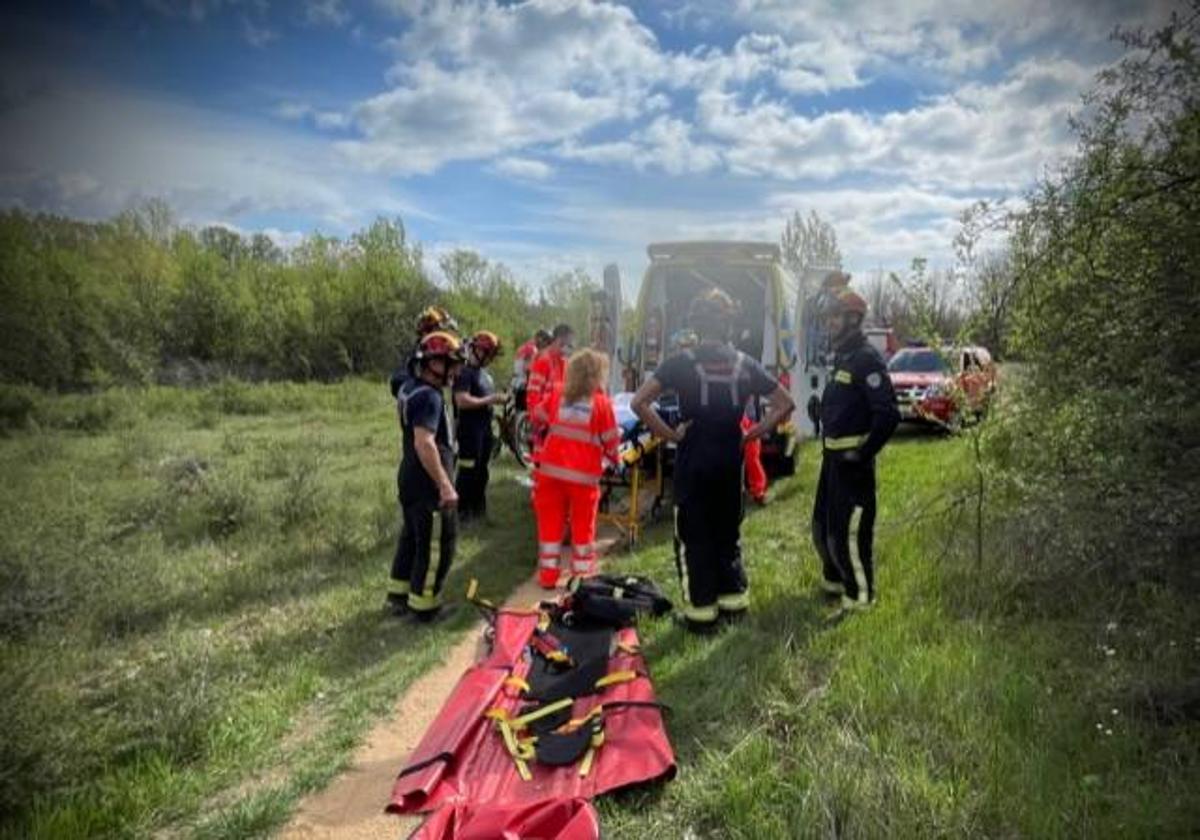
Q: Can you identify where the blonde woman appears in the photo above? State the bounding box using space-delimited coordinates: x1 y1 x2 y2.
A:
532 349 620 588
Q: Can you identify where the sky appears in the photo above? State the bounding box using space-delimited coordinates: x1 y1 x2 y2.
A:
0 0 1181 288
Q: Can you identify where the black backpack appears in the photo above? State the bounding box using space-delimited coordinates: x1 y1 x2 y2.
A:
567 575 673 627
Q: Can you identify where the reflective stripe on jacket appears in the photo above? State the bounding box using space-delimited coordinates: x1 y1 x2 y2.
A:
527 348 566 424
537 389 620 486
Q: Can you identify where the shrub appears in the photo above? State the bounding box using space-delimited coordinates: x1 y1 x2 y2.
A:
0 385 38 432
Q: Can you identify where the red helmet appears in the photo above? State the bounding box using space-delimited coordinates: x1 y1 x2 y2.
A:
470 330 502 361
415 330 466 363
821 270 851 291
415 305 458 336
825 288 868 317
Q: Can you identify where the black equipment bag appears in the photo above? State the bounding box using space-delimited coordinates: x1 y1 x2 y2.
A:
568 575 673 627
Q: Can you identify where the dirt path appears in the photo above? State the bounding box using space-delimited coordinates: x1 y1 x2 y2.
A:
278 539 619 839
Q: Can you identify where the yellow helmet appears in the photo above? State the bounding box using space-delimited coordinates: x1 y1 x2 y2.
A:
415 306 458 336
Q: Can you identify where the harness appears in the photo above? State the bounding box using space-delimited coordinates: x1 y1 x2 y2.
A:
399 381 456 451
683 348 748 409
466 578 672 782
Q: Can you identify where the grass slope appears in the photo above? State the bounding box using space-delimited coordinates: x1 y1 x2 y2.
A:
3 383 1196 838
1 380 534 839
599 431 1200 838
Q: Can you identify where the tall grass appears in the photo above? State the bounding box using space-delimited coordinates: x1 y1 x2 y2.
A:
598 430 1200 838
0 378 535 838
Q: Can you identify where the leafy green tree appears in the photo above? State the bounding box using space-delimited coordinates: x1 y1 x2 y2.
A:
991 4 1200 581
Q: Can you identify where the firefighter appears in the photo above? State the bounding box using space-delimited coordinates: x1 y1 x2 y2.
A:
533 349 620 588
671 328 767 504
387 331 466 622
632 290 794 632
512 328 552 411
453 330 506 523
390 306 458 398
811 287 900 611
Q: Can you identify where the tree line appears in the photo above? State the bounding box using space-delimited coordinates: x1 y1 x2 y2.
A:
0 204 598 391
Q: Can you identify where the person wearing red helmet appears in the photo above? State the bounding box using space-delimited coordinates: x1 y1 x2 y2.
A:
453 330 507 523
812 284 900 612
390 305 459 398
388 330 466 622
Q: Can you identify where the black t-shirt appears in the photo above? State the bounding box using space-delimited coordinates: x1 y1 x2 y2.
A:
652 343 778 495
388 348 419 398
452 364 496 445
398 377 456 502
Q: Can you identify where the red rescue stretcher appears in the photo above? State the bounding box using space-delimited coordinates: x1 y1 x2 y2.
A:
388 586 676 840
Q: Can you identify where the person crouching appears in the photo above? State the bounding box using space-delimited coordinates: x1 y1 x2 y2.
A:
388 331 466 622
533 349 620 588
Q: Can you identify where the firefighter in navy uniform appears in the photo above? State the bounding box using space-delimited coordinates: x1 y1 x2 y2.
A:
453 330 506 523
812 287 900 611
388 331 466 622
632 290 795 632
390 306 459 398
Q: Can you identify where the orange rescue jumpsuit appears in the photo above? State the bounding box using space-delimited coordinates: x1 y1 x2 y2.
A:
534 389 620 588
741 415 768 502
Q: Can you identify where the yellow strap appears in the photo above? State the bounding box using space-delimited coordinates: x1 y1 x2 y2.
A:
562 705 605 732
545 650 571 664
514 736 537 760
595 670 638 689
503 676 530 694
577 730 605 778
511 697 575 730
497 721 533 781
578 746 596 778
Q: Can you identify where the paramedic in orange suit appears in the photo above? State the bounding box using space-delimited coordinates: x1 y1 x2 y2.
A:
533 349 620 588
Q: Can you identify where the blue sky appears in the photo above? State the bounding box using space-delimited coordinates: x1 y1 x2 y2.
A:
0 0 1178 287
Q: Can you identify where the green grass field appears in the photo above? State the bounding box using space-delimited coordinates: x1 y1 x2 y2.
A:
0 379 534 838
2 381 1197 838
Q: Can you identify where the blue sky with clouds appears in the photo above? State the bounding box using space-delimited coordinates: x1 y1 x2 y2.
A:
0 0 1179 286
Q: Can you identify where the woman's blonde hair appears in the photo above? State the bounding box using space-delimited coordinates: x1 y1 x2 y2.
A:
562 348 609 404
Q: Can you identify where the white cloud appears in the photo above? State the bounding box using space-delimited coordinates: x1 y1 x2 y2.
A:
274 101 350 130
558 115 721 175
728 0 1173 77
343 1 673 174
0 77 428 230
313 110 349 129
240 15 277 47
491 157 555 180
682 56 1094 189
305 0 351 27
347 1 1110 187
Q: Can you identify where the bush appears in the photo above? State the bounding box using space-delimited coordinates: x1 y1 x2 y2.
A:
199 470 254 538
0 208 595 390
0 385 38 432
275 451 325 530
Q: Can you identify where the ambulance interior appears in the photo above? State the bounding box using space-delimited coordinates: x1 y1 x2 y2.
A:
656 264 770 360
